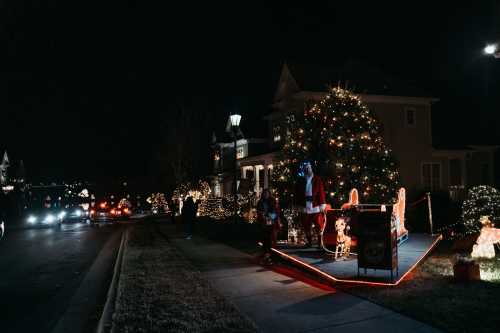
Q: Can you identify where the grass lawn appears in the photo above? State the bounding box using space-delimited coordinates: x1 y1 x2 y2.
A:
112 223 258 333
340 241 500 333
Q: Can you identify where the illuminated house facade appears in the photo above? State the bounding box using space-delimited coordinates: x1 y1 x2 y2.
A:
210 62 497 202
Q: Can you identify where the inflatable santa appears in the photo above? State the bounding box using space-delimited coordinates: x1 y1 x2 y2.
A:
294 161 327 248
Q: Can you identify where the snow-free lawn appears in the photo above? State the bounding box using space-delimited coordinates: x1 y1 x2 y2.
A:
112 224 257 333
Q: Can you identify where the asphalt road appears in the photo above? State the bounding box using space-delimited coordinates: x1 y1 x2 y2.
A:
0 222 124 333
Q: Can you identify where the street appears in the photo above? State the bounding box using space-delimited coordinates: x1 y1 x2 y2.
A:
0 222 124 333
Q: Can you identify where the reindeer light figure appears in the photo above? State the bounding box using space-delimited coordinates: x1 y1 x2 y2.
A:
334 217 351 260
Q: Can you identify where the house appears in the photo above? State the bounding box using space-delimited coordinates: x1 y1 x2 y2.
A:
210 61 497 202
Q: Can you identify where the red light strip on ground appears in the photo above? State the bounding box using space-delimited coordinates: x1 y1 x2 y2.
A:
270 234 442 287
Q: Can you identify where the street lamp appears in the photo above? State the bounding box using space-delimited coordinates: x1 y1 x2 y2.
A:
229 113 241 223
484 44 500 58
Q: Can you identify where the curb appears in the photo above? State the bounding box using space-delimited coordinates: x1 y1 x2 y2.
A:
96 227 128 333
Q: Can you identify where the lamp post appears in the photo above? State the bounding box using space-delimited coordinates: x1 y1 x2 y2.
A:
229 113 241 223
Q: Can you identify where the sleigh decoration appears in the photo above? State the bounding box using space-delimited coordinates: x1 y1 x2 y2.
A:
321 187 408 257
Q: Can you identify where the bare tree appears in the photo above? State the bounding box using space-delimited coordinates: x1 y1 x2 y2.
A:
156 102 210 190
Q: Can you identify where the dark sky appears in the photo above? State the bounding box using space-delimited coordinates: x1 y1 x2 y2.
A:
0 1 499 185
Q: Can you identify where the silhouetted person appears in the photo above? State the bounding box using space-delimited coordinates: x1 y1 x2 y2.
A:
0 190 9 236
256 189 281 264
182 196 197 239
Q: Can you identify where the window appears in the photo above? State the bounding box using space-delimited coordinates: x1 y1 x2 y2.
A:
422 163 441 190
405 107 416 127
273 124 281 142
236 146 245 159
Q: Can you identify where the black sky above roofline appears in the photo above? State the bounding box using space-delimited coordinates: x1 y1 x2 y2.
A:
0 2 499 184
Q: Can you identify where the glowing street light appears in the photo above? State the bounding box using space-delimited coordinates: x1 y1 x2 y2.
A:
484 44 500 58
229 114 241 127
228 113 242 224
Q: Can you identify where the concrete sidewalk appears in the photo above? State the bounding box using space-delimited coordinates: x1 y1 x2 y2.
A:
165 228 441 333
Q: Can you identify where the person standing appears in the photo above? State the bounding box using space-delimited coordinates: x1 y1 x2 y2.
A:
294 161 327 248
182 196 197 239
0 189 9 238
256 189 281 264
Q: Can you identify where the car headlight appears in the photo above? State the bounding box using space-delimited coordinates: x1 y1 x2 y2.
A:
27 215 37 224
45 214 55 224
74 209 82 217
58 211 66 219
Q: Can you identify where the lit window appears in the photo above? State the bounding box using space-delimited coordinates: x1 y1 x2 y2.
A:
236 146 245 159
273 124 281 142
422 163 441 190
405 107 416 127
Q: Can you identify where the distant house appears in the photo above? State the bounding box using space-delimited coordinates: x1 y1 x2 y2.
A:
210 62 497 202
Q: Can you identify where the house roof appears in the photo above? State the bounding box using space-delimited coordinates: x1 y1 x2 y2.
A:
280 60 431 99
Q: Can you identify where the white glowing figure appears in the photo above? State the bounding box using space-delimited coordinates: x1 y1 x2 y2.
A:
471 216 500 259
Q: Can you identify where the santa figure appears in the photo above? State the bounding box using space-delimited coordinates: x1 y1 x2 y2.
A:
294 161 327 248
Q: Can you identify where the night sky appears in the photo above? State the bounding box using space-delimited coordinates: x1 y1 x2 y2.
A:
0 2 499 188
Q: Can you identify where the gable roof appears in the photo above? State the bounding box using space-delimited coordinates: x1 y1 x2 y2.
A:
275 60 431 101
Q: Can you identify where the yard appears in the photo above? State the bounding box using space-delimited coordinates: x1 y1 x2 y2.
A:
112 223 257 333
340 241 500 333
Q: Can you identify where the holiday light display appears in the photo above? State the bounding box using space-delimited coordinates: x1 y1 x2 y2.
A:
461 186 500 236
272 87 400 206
471 216 500 259
171 181 257 221
283 208 302 244
147 193 169 213
118 198 132 208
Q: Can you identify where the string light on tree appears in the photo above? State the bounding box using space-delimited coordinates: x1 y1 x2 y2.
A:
461 185 500 235
272 87 400 204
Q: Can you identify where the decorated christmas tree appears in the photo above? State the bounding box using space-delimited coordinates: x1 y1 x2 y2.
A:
272 87 400 205
460 185 500 236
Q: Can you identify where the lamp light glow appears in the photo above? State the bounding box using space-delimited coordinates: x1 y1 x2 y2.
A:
229 114 241 127
484 44 498 55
